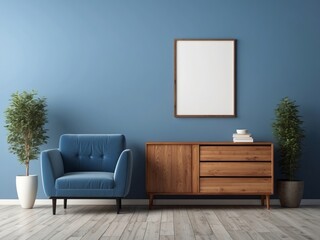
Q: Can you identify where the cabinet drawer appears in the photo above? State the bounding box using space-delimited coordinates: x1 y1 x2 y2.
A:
200 178 272 194
200 146 271 161
200 162 271 177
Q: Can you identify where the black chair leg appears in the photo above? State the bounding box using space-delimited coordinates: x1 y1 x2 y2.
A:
52 198 57 215
116 198 121 214
64 199 67 209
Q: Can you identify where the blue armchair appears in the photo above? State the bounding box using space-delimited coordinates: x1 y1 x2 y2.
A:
40 134 133 215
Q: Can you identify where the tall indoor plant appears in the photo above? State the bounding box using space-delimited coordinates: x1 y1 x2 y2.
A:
272 97 305 207
5 91 48 208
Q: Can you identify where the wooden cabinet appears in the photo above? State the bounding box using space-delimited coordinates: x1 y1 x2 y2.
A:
146 142 274 209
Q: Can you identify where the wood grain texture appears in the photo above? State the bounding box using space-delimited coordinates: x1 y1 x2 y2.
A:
200 146 272 161
0 205 319 240
200 162 271 177
200 178 272 194
192 145 200 193
146 144 192 193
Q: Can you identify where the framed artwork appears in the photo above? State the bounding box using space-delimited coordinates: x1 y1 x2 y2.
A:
174 39 236 117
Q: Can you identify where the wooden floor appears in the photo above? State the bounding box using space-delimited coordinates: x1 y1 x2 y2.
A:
0 204 320 240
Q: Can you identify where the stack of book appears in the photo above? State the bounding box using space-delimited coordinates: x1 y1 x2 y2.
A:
233 131 254 142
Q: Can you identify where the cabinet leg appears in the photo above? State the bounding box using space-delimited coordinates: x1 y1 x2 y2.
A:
149 194 154 209
266 195 270 209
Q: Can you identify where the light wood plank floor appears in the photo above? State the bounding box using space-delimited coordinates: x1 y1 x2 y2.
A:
0 204 319 240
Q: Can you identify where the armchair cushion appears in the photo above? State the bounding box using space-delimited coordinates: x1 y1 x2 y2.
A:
60 134 125 173
55 172 114 190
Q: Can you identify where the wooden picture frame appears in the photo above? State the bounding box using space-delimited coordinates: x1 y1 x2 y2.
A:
174 39 237 117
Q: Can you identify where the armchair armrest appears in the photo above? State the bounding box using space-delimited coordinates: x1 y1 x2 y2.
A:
114 149 133 197
40 149 64 197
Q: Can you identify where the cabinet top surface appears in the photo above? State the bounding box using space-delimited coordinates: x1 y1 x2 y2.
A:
146 142 273 146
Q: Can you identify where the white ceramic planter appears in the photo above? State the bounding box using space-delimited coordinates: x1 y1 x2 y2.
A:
16 175 38 209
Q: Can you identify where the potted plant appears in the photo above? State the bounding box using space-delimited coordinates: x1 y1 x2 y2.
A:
4 91 48 208
272 97 305 207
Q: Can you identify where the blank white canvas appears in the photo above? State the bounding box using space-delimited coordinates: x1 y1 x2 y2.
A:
176 40 235 116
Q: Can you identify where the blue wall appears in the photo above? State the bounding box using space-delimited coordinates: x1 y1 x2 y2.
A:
1 0 319 199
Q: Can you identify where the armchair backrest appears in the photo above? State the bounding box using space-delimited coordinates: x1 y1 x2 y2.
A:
59 134 126 173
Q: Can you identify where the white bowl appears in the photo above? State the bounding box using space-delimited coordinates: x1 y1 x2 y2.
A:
236 129 247 134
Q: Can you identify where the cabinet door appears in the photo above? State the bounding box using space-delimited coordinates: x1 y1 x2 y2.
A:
146 144 192 193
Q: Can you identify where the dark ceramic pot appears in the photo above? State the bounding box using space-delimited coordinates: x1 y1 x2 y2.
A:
277 180 304 208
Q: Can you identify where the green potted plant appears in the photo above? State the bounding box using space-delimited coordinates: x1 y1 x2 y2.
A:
272 97 305 207
5 91 48 208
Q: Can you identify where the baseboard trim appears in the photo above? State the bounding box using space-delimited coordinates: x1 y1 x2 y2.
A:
0 199 319 206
